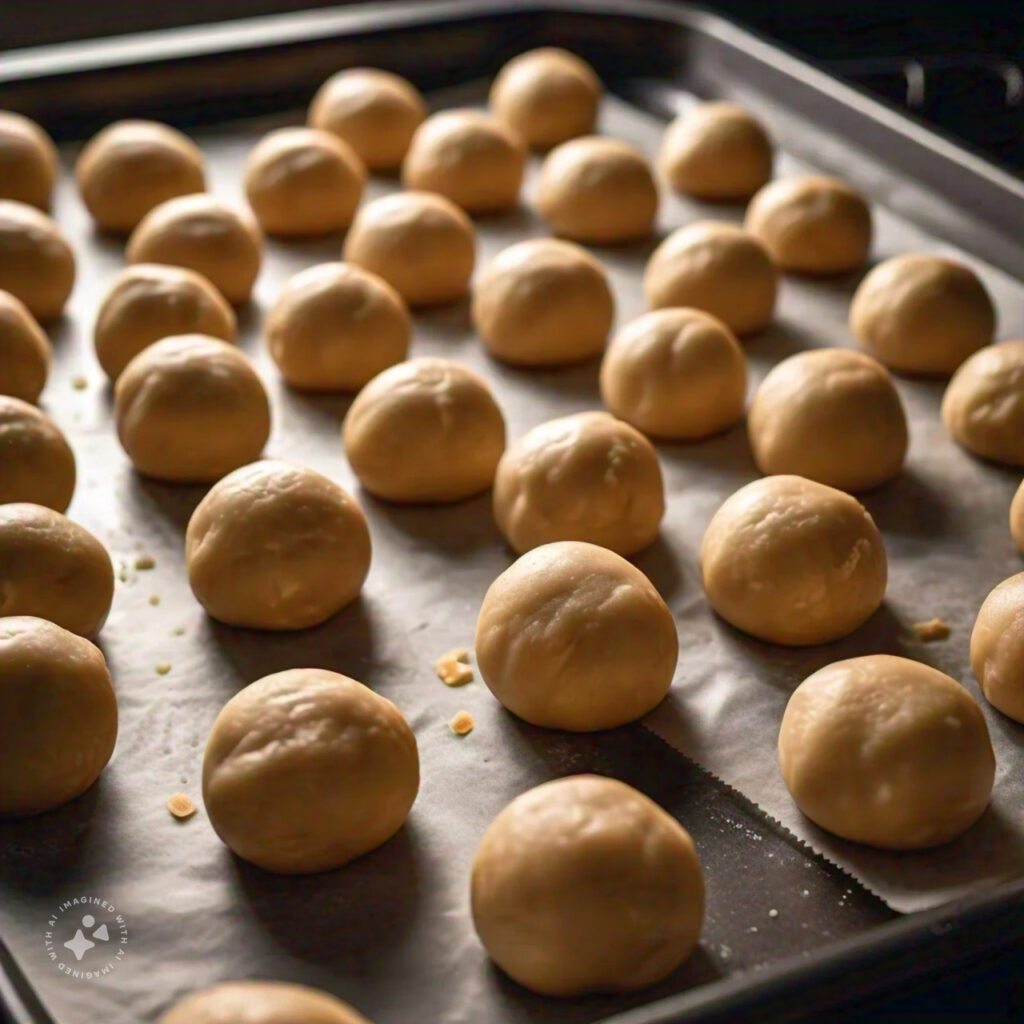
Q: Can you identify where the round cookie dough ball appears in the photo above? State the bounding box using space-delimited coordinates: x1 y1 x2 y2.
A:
244 127 365 237
600 308 747 440
489 48 602 150
115 335 270 483
494 411 664 556
0 617 117 817
268 262 410 391
308 67 426 171
471 775 703 996
0 290 50 403
971 572 1024 723
535 136 658 244
185 460 371 630
745 175 871 274
401 110 526 214
0 200 75 321
0 396 75 511
343 357 505 503
75 120 205 233
472 238 613 366
659 101 772 201
941 340 1024 466
203 668 418 873
0 111 58 210
160 981 373 1024
779 655 995 848
127 194 263 306
342 191 475 306
644 221 777 335
476 541 677 730
1012 480 1024 555
0 504 114 637
701 475 887 645
748 348 908 491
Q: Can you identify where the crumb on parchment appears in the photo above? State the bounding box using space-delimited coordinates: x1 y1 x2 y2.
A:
71 375 87 390
449 710 475 736
149 595 160 606
155 663 171 676
167 794 197 820
135 555 156 570
435 647 473 687
912 618 951 642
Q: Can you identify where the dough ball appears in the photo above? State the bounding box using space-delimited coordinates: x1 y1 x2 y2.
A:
126 193 263 306
0 200 75 321
401 110 526 213
308 67 426 171
472 238 613 366
75 120 205 233
535 136 658 244
244 127 365 236
343 357 505 503
1012 480 1024 555
644 221 777 335
659 101 772 200
0 396 75 511
701 475 887 645
748 348 908 491
971 572 1024 723
93 263 236 382
745 175 871 274
600 308 747 440
202 668 418 873
0 110 57 210
471 775 703 996
0 289 50 403
268 262 410 391
779 655 995 848
0 617 117 817
475 541 677 730
185 460 371 630
941 340 1024 466
160 981 372 1024
489 48 601 150
342 191 475 306
494 411 664 556
115 335 270 483
0 503 114 637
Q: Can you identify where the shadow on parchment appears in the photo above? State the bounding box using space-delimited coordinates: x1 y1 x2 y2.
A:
860 467 956 540
744 314 824 366
413 295 473 336
125 474 210 534
633 532 685 602
489 355 603 401
656 419 757 481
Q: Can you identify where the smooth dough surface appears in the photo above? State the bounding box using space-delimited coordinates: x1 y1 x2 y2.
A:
701 475 887 645
0 200 75 321
0 396 75 511
203 669 418 873
471 775 703 996
1012 480 1024 555
160 981 373 1024
779 655 995 848
0 289 50 402
971 572 1024 723
0 111 58 210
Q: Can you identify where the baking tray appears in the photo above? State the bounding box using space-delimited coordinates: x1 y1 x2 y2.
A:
1 2 1022 1023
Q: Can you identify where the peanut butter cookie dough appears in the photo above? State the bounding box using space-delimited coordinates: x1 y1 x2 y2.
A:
1012 480 1024 555
0 110 57 210
971 572 1024 723
161 981 373 1024
0 200 75 321
0 396 75 511
0 290 50 403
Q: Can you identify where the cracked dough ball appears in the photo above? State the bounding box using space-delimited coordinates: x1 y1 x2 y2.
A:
779 655 995 848
186 460 370 630
494 411 664 556
475 541 677 730
343 357 505 503
0 396 75 511
0 200 75 321
0 617 117 817
0 503 114 637
127 194 263 306
745 175 871 274
1012 480 1024 555
971 572 1024 723
160 981 373 1024
644 221 777 335
489 48 601 150
0 290 50 403
343 191 475 306
75 120 206 233
268 262 410 391
701 475 887 645
749 348 908 491
0 111 57 210
244 127 365 236
535 136 658 244
471 775 703 996
308 67 426 171
472 238 613 366
659 102 772 200
203 668 418 873
115 335 270 483
941 340 1024 466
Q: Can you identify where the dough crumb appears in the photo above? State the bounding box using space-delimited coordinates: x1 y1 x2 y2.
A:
155 663 171 675
71 375 88 390
768 908 779 918
449 710 475 735
167 793 197 820
435 648 473 687
912 618 951 642
149 595 161 606
135 555 156 570
171 626 185 636
117 565 129 582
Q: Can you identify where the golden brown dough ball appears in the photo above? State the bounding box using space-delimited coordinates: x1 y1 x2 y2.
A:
971 572 1024 723
1012 480 1024 555
472 238 613 366
203 668 418 873
75 120 206 233
0 200 75 321
0 290 50 403
0 617 117 817
0 111 58 210
0 396 75 511
160 981 373 1024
